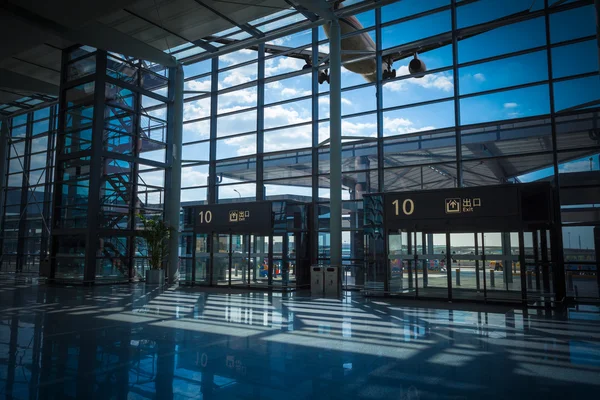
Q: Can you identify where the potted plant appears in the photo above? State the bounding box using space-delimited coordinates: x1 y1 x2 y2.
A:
137 213 173 285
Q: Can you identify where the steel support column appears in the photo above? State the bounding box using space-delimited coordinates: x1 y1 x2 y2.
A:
208 58 219 204
329 18 342 272
0 119 8 235
375 8 385 192
451 0 463 187
84 50 108 284
545 0 566 300
311 27 319 267
256 43 265 201
166 64 184 283
595 0 600 73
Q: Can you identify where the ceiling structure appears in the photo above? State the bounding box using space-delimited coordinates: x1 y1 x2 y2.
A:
0 0 329 118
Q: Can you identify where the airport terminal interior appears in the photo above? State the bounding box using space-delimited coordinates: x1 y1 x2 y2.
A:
1 0 600 398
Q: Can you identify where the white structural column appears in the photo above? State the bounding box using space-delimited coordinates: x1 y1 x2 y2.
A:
329 18 342 272
167 64 184 283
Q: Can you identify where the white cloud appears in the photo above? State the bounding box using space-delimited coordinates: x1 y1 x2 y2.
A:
341 120 377 137
281 87 311 98
474 73 486 82
341 98 352 106
384 116 435 135
504 102 518 108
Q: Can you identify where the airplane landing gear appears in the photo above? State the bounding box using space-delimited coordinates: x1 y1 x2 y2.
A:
318 69 330 84
383 68 396 80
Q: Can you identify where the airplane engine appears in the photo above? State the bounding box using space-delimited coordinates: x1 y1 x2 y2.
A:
408 56 426 78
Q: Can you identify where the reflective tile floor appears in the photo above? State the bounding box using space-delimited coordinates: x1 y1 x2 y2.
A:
0 279 599 399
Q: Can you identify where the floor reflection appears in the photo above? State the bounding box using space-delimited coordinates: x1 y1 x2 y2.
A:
0 282 599 399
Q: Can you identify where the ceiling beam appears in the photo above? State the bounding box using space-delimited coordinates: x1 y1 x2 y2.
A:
124 8 217 53
0 68 59 96
1 2 177 67
193 0 264 38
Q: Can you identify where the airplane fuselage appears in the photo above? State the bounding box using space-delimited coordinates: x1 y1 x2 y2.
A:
322 15 392 82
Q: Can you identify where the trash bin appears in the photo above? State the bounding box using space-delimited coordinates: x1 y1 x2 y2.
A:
311 265 324 296
324 266 340 297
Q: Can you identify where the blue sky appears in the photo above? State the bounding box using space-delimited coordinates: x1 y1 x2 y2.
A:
174 0 599 203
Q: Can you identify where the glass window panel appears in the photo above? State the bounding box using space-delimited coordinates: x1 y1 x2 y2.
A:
69 46 96 60
265 54 309 78
340 113 377 138
6 173 23 188
216 158 256 184
181 165 209 188
382 0 449 23
460 84 550 125
140 115 167 143
31 136 48 153
550 5 596 44
382 11 450 51
30 153 47 170
10 140 25 157
384 129 456 167
32 120 49 136
268 29 312 49
219 49 258 70
183 60 211 78
264 99 312 130
557 152 600 175
184 97 211 121
383 100 455 136
139 144 166 163
65 104 94 130
554 76 600 113
107 56 138 85
138 169 165 188
217 183 256 202
219 62 257 89
458 0 542 29
384 164 459 191
141 70 169 91
265 73 312 105
265 178 313 200
218 86 257 113
459 51 548 96
182 142 210 162
319 121 329 144
105 84 135 110
184 76 211 99
33 107 51 121
556 111 600 151
216 133 256 159
9 157 24 173
181 187 207 203
264 150 312 180
342 85 376 116
64 128 93 154
384 71 454 108
466 153 556 185
462 117 552 159
10 124 27 138
458 17 546 64
183 119 210 143
12 114 27 127
67 55 96 81
552 40 599 79
217 109 256 137
264 124 311 153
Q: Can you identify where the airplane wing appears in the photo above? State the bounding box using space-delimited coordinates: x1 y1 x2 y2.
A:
204 36 329 64
383 7 535 63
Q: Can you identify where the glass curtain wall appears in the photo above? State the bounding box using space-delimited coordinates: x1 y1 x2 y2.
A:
50 45 171 283
0 106 57 274
178 0 599 296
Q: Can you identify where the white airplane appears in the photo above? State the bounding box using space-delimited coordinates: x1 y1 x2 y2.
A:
315 0 533 84
204 0 532 85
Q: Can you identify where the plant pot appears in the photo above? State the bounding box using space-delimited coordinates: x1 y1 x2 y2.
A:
145 269 165 285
